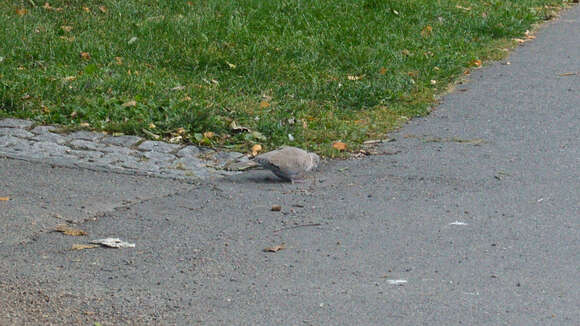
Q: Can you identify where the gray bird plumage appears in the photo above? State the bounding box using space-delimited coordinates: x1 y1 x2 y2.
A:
253 146 320 182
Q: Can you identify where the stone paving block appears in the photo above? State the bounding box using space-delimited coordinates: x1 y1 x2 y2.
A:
0 118 34 129
31 132 68 144
142 151 176 162
68 131 105 141
138 140 180 153
30 125 57 134
100 135 143 147
31 142 70 156
66 149 104 160
0 128 34 138
69 139 107 151
171 157 206 171
175 145 200 158
100 144 137 155
0 135 28 148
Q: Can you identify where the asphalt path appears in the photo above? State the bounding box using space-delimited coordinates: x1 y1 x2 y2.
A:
1 5 578 325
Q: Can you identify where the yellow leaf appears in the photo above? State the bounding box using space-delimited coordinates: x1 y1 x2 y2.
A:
203 131 215 139
379 67 387 75
251 144 262 156
122 100 137 107
421 25 432 37
149 122 156 129
71 244 99 250
0 197 9 201
259 101 270 109
176 127 186 135
347 75 364 81
332 141 347 151
226 61 236 69
471 59 482 67
80 52 91 60
16 8 27 16
55 225 87 236
82 7 91 13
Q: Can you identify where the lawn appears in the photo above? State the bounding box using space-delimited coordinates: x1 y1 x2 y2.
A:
0 0 570 155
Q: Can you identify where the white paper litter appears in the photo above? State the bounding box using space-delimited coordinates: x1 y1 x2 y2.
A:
90 238 135 248
449 221 468 226
387 279 408 285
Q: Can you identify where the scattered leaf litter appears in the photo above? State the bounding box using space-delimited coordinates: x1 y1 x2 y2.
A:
90 238 135 248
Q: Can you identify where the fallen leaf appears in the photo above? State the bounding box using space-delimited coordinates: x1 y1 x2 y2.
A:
513 38 526 44
203 131 215 139
149 122 156 129
430 79 437 85
226 61 236 69
71 244 99 250
251 144 262 156
90 238 135 248
379 67 387 75
558 72 577 76
98 6 107 13
230 120 251 133
16 8 27 16
114 57 123 65
332 141 347 151
0 197 9 201
263 244 285 252
79 122 90 128
175 127 186 135
43 3 52 10
80 52 91 60
55 224 88 236
271 205 282 211
70 111 78 118
347 75 364 81
455 5 471 11
471 59 482 67
171 85 185 91
82 6 91 13
259 100 270 109
128 37 138 45
63 76 76 82
401 49 411 56
168 136 182 143
421 25 433 37
61 26 73 32
122 100 137 107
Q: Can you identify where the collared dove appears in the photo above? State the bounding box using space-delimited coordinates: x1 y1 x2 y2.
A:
253 146 320 182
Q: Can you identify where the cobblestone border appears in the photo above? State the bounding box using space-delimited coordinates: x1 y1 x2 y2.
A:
0 118 252 180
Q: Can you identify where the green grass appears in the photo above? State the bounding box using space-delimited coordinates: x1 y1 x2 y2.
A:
0 0 569 156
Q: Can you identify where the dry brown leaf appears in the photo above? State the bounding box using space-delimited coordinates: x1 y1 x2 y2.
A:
61 26 73 32
463 69 471 75
122 100 137 107
182 96 192 101
43 2 52 10
0 197 9 201
70 111 78 118
259 101 270 109
63 76 76 82
421 25 433 37
175 127 186 135
71 244 99 250
263 244 285 252
149 122 156 129
471 59 482 67
82 6 91 13
513 38 526 44
401 49 411 56
80 52 91 60
271 205 282 212
114 57 123 65
203 131 215 139
98 6 107 13
332 141 347 151
379 67 387 75
251 144 262 156
55 225 88 236
16 8 27 16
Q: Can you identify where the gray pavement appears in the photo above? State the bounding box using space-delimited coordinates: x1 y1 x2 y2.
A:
1 4 579 325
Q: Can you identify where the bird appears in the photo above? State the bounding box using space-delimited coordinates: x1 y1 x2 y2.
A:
252 146 320 183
